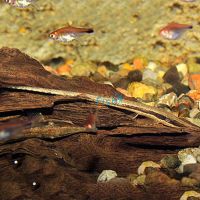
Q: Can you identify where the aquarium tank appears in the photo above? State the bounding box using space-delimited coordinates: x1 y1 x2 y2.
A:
0 0 200 200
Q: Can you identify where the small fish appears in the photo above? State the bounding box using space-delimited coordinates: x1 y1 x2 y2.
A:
49 26 94 42
84 111 97 131
0 119 30 140
0 113 43 141
159 22 193 40
4 0 35 8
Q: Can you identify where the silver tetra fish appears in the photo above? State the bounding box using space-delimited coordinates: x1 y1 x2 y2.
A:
49 26 94 42
159 22 193 40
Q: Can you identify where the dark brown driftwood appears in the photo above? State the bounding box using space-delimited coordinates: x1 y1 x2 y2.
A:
0 135 198 200
0 47 128 98
0 47 200 200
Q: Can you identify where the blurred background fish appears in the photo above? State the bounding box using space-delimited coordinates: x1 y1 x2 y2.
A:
159 22 193 40
0 113 43 141
4 0 35 8
49 26 94 43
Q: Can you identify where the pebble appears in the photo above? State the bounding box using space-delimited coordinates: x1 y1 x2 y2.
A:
146 62 158 71
178 148 200 173
180 191 200 200
188 90 200 101
114 69 143 89
127 82 157 101
156 92 177 109
137 161 160 175
181 154 197 166
178 103 190 117
176 63 188 78
163 66 181 85
189 73 200 90
56 64 71 76
133 57 147 70
157 70 165 83
97 170 118 183
178 155 197 173
142 69 157 81
160 155 181 169
177 94 194 117
178 148 200 163
142 78 161 88
178 94 194 109
166 82 190 96
127 70 143 82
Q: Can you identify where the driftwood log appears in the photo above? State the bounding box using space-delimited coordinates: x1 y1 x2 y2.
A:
0 47 200 200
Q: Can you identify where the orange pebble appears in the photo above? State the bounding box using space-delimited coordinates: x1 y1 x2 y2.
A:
56 64 71 75
133 58 146 70
188 74 200 90
188 90 200 101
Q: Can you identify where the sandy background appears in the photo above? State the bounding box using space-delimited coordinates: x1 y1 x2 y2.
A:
0 0 199 65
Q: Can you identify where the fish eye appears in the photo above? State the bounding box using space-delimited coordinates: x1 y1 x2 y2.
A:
49 34 54 38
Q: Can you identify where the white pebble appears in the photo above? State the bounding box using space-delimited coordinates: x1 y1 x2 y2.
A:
97 170 117 183
178 154 197 173
182 154 197 165
146 62 158 71
176 63 188 77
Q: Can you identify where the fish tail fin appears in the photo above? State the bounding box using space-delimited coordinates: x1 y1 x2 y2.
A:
86 28 94 34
